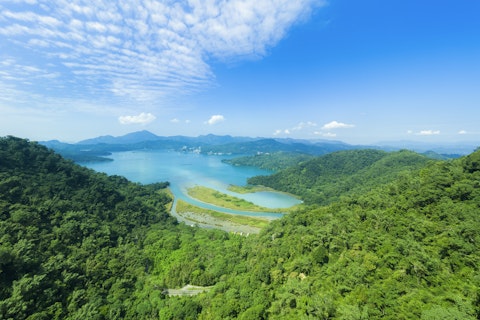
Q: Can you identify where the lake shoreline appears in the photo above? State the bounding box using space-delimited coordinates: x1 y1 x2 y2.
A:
82 150 301 222
169 197 262 234
186 185 289 213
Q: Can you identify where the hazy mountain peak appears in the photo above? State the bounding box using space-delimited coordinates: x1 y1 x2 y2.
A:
77 130 159 145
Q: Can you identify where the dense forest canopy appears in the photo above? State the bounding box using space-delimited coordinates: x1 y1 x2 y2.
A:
1 136 479 319
248 149 435 205
201 148 480 319
0 137 243 319
222 152 315 171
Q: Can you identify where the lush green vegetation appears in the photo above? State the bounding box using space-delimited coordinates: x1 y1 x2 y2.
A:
187 185 287 212
2 136 480 319
0 137 243 319
223 152 315 171
201 138 350 155
227 184 276 194
249 149 435 205
196 148 480 319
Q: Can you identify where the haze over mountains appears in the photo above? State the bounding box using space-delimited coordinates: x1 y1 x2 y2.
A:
39 130 478 163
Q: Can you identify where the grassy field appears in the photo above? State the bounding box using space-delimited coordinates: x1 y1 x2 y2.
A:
187 185 288 212
175 199 270 229
227 184 274 194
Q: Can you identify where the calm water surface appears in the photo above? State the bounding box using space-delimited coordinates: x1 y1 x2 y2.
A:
82 150 301 216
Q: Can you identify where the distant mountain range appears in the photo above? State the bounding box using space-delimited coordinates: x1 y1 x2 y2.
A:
39 130 478 162
76 130 256 146
375 140 478 155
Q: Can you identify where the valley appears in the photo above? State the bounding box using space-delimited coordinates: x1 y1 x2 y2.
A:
1 135 480 319
3 0 479 318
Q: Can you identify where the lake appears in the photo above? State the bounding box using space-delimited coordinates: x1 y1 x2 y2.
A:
81 150 301 218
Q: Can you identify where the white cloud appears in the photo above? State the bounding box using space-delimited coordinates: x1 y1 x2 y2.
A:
292 121 317 131
0 0 325 103
418 130 440 136
315 131 336 137
458 130 467 135
118 112 156 125
191 0 325 59
170 118 191 124
321 120 355 130
273 128 292 135
206 114 225 125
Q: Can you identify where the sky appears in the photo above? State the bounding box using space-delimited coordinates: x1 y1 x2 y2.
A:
1 0 479 144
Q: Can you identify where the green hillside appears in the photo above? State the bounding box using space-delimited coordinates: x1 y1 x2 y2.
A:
198 148 480 319
0 137 244 319
248 149 435 205
223 152 315 171
1 137 479 319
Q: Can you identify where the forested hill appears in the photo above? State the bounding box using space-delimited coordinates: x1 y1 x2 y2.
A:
198 148 480 319
0 137 246 319
0 137 170 318
248 149 435 205
223 152 315 171
2 136 480 319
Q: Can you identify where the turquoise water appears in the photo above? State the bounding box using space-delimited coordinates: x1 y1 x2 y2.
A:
82 150 301 217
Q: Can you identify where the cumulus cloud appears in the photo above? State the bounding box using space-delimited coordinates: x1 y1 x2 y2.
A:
273 121 317 136
315 131 336 137
321 121 355 130
0 0 325 103
206 114 225 125
458 130 467 135
292 121 317 131
274 129 292 135
171 118 191 124
118 112 156 125
418 130 440 136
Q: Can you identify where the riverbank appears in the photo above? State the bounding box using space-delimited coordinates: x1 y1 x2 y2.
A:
164 184 302 234
169 197 264 234
227 184 275 194
187 185 287 213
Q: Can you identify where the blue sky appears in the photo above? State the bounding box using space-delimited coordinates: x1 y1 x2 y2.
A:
1 0 479 144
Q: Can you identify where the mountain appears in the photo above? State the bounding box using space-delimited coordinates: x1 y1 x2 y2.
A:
77 131 256 146
40 132 358 161
376 140 479 155
41 131 478 163
0 136 245 319
77 130 161 145
40 139 114 162
191 134 255 145
222 152 316 171
0 137 480 320
2 136 480 318
0 137 171 318
201 138 354 155
202 148 480 319
249 149 435 205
